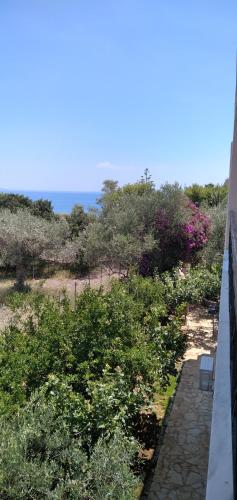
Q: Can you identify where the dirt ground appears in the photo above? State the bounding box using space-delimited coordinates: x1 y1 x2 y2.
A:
0 269 121 327
31 269 121 299
0 269 121 298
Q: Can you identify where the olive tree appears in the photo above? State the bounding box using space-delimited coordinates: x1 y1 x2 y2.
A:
0 209 69 289
67 204 89 237
78 222 155 276
201 202 227 266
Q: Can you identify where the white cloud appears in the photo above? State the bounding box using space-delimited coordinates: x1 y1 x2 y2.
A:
96 161 138 173
96 161 118 170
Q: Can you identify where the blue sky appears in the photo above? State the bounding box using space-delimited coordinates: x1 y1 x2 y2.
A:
0 1 236 191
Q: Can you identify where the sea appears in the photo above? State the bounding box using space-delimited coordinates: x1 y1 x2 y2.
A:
2 190 101 214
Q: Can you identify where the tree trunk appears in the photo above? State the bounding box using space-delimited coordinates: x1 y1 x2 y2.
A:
15 263 27 291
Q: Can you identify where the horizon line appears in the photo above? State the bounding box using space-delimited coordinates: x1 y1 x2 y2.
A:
0 188 102 194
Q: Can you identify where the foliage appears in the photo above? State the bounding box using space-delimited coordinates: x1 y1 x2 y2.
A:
86 428 139 500
0 275 188 496
31 199 54 220
0 259 221 495
182 201 210 257
122 274 167 317
184 182 228 207
0 282 186 418
0 174 224 496
201 202 227 266
140 186 210 274
90 181 196 275
101 179 119 195
161 265 221 307
139 168 154 186
0 193 55 220
155 375 178 414
0 395 138 499
78 220 155 275
0 209 69 289
0 177 223 281
67 204 89 238
0 176 227 282
0 193 32 211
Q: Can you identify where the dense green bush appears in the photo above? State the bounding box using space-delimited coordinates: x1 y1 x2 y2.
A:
161 265 221 307
201 202 227 266
0 263 221 497
0 393 138 499
0 283 186 419
0 193 55 219
122 274 167 317
0 280 186 497
184 182 228 207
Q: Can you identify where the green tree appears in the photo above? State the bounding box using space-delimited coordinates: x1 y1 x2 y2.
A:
0 193 32 211
31 199 54 220
0 193 56 219
140 168 154 186
102 179 119 194
67 204 89 237
201 202 227 266
80 220 155 275
0 210 69 290
184 182 228 207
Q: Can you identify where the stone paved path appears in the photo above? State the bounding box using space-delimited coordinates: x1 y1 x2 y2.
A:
148 306 216 500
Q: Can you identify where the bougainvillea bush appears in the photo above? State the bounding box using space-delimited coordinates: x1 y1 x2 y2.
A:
140 200 210 275
183 202 210 258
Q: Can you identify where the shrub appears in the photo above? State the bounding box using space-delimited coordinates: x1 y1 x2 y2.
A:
201 202 227 266
161 265 221 307
0 392 139 499
0 282 186 419
2 266 217 496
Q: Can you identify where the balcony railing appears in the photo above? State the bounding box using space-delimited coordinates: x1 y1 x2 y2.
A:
230 212 237 495
206 212 237 500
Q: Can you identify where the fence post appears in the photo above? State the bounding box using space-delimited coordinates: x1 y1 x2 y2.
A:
74 282 77 309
